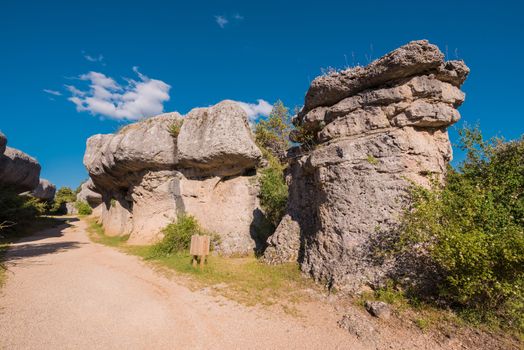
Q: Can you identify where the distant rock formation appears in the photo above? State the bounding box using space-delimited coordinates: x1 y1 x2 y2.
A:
84 100 267 254
264 40 469 291
0 135 41 193
76 179 103 208
31 179 56 201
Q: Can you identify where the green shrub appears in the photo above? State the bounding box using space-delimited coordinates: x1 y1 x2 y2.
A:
51 187 76 214
0 187 46 234
75 201 92 215
399 125 524 332
254 100 292 160
168 119 184 139
258 149 288 227
151 214 206 256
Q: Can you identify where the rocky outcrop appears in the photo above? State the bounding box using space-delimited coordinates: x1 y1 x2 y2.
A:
264 40 469 291
0 132 6 156
76 179 103 207
84 101 266 254
31 179 56 200
0 146 41 193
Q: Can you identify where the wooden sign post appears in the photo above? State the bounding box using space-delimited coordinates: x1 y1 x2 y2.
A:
190 234 210 269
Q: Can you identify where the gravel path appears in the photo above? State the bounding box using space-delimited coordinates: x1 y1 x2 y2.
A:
0 219 362 350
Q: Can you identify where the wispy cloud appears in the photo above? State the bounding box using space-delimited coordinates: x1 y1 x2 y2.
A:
43 89 62 96
66 68 171 121
236 99 273 122
215 15 228 28
233 13 244 20
82 51 105 65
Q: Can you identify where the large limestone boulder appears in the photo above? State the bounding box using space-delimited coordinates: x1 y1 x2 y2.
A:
76 179 103 208
31 178 56 200
84 112 181 193
0 146 41 193
264 40 469 292
177 100 262 177
85 101 265 254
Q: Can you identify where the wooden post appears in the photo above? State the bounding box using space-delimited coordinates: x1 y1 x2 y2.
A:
190 234 210 269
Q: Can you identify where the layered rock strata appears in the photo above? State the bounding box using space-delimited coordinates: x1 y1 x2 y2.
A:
84 101 266 254
264 40 469 291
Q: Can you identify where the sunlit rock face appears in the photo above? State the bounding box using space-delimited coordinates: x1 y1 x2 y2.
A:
84 100 268 254
264 40 469 292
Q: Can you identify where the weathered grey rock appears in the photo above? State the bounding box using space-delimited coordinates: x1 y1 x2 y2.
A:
84 112 181 193
31 179 56 200
300 40 468 117
364 301 391 320
76 179 103 207
66 202 78 215
0 147 41 193
0 132 6 155
177 100 262 177
265 40 468 291
84 101 265 254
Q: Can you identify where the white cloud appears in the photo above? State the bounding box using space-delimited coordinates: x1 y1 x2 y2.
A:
66 68 171 121
215 15 228 28
236 99 273 122
82 51 104 63
233 13 244 20
43 89 62 96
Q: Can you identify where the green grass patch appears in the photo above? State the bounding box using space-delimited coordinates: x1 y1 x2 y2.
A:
87 219 129 247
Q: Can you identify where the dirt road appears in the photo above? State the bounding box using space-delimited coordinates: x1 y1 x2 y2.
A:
0 219 362 350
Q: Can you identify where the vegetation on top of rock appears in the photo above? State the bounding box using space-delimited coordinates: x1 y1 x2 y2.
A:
168 119 184 139
398 125 524 334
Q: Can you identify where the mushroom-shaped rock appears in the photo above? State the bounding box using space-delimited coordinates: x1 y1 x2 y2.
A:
76 179 103 208
177 100 262 177
84 112 182 192
31 179 56 200
0 147 41 193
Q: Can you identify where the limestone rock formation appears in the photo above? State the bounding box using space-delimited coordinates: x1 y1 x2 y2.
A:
0 146 41 193
84 101 266 254
31 178 56 200
177 100 262 177
264 40 469 291
76 179 103 207
0 132 6 156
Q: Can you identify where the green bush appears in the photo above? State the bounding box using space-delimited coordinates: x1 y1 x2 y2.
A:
168 119 184 139
258 149 288 227
0 187 46 234
51 187 76 214
75 201 92 215
399 125 524 332
254 100 292 160
151 214 206 256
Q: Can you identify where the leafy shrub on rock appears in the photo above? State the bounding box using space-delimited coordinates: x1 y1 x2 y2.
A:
399 125 524 332
258 150 288 227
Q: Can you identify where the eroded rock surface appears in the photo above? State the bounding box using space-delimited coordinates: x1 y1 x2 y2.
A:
31 179 56 200
84 101 266 254
264 40 469 291
76 179 103 207
0 146 41 193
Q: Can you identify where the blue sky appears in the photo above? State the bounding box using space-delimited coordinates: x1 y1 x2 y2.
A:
1 0 523 189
